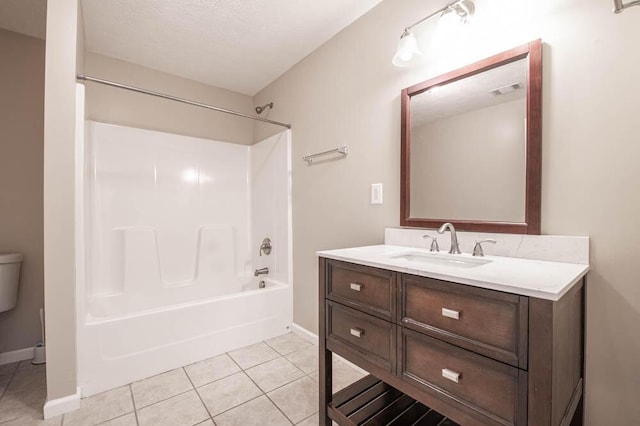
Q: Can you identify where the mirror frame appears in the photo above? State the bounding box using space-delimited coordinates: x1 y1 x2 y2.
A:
401 39 542 234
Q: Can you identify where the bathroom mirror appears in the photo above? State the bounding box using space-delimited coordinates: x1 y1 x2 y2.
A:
401 39 542 234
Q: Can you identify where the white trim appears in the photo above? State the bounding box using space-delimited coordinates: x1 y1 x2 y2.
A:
0 347 34 366
291 322 368 375
291 323 318 345
43 387 81 419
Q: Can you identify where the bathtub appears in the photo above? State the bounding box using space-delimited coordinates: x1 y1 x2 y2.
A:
76 119 293 397
78 277 292 396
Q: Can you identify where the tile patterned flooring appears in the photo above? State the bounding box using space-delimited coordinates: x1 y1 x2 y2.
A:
0 333 363 425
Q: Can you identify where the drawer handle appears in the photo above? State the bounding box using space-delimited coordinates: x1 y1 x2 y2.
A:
442 368 461 383
349 283 362 291
441 308 460 320
350 327 364 338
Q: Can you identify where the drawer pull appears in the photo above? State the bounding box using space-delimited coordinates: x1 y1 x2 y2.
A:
349 283 362 291
350 327 364 338
442 368 461 383
441 308 460 320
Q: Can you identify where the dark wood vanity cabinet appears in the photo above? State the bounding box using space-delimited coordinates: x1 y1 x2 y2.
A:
319 258 585 426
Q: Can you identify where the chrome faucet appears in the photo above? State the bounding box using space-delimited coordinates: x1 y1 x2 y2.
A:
438 223 461 254
254 267 269 277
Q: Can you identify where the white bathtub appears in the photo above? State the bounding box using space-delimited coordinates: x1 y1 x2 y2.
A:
75 119 293 397
78 277 291 396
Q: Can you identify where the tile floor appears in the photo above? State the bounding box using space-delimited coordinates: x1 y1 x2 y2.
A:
0 333 364 425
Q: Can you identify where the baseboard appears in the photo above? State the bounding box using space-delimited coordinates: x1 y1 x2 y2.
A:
0 347 34 366
43 387 81 419
291 323 319 345
291 322 368 375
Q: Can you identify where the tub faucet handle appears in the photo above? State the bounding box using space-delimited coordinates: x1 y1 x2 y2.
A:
259 238 272 256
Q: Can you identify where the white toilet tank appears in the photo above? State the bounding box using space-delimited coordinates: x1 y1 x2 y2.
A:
0 253 23 312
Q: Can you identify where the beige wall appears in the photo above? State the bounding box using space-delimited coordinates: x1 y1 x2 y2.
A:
85 53 254 145
410 99 526 222
0 29 45 353
44 0 80 400
254 0 640 423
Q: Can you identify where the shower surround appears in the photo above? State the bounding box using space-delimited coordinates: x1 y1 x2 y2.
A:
76 119 292 396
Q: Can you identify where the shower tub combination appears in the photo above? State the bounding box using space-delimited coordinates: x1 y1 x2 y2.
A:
76 109 292 396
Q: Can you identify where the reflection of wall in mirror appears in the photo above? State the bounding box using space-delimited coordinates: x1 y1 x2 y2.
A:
410 98 526 222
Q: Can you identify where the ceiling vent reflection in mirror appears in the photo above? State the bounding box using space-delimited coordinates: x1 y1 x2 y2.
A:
489 83 522 96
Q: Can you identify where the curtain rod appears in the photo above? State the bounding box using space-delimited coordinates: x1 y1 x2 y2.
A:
76 75 292 129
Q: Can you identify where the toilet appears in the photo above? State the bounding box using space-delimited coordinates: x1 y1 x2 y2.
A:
0 253 23 312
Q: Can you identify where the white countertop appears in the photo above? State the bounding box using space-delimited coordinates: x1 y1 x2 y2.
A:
317 245 590 301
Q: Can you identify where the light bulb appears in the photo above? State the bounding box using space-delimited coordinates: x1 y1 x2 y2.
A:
392 30 423 67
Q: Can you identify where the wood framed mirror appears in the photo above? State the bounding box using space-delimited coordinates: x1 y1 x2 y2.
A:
401 39 542 234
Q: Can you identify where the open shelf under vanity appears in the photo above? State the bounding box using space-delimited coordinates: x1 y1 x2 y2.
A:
330 375 459 426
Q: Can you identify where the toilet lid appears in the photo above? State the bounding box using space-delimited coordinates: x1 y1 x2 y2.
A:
0 253 23 264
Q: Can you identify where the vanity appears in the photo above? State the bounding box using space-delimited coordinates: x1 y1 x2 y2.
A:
318 234 589 426
318 40 590 426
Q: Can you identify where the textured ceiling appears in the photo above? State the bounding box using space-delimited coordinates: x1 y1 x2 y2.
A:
81 0 383 96
0 0 47 39
411 58 527 127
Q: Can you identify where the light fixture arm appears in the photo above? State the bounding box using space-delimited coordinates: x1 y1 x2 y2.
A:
613 0 640 13
404 5 450 32
404 0 472 32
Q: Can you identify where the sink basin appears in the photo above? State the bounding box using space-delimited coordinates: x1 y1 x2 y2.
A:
388 251 492 269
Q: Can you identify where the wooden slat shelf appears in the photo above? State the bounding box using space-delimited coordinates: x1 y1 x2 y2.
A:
329 375 460 426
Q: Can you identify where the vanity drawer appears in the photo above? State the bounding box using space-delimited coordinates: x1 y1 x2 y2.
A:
399 274 528 368
326 259 395 320
326 301 394 371
399 328 526 426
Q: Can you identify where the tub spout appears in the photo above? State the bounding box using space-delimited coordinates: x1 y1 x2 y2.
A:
254 267 269 277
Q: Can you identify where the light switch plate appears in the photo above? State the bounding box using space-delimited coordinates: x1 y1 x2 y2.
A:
371 183 383 204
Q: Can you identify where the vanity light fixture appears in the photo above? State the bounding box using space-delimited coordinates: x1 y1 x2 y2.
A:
392 0 475 67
